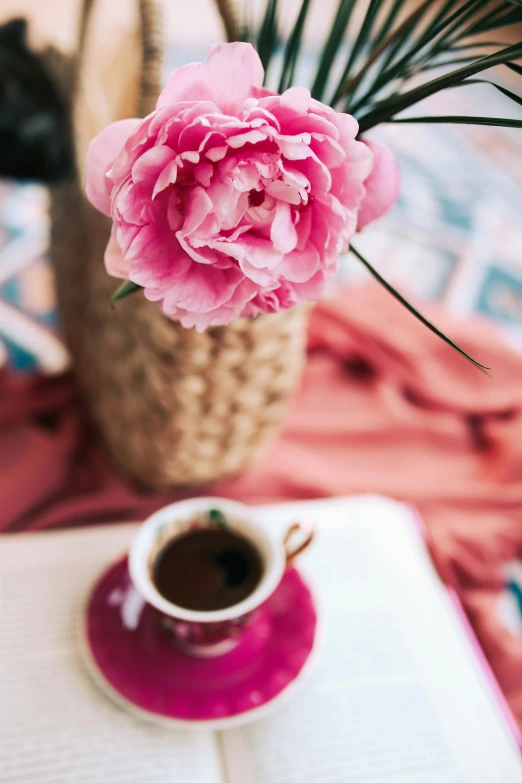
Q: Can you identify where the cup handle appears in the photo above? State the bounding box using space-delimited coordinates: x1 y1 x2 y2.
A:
283 521 314 564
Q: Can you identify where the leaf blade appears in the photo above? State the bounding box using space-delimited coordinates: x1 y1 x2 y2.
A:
370 0 405 51
389 115 522 128
257 0 279 79
355 0 520 112
349 245 489 372
335 0 383 96
342 0 432 110
278 0 311 92
506 60 522 76
111 280 143 304
357 41 522 132
311 0 357 101
464 77 522 107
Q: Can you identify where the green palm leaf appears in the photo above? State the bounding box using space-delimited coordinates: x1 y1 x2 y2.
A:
358 42 522 132
389 115 522 128
506 61 522 77
349 246 489 372
311 0 357 101
257 0 279 77
459 77 522 107
336 0 383 94
370 0 405 51
278 0 312 92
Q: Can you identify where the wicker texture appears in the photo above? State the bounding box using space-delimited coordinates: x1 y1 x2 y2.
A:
50 0 308 489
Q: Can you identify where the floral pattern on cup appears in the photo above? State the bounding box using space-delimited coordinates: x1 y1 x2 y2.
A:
161 611 256 657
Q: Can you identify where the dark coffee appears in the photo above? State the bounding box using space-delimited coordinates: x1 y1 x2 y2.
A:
153 528 263 611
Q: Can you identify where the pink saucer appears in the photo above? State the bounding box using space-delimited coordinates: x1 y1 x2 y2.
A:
82 557 318 729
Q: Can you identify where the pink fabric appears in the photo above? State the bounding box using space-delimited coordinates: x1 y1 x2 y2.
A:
3 285 522 727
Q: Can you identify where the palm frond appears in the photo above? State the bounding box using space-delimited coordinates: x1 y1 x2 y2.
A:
340 0 433 109
257 0 279 78
449 41 507 50
335 0 383 94
506 61 522 76
253 0 522 123
363 0 485 94
370 0 405 51
389 115 522 128
311 0 357 101
278 0 312 92
244 0 522 365
349 246 489 372
357 42 522 132
461 76 522 107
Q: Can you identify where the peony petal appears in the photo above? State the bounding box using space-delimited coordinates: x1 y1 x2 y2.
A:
280 86 311 114
86 119 140 215
157 63 214 108
295 208 312 250
275 134 313 160
271 201 298 253
194 162 214 187
251 85 276 100
293 151 332 193
227 128 270 148
152 159 178 199
291 268 328 302
211 233 283 270
104 232 129 279
176 231 218 265
278 245 320 282
132 145 175 184
115 222 141 256
310 134 346 169
107 118 155 183
183 186 214 235
206 146 228 162
357 140 400 230
207 42 264 113
341 138 374 183
279 111 339 141
167 190 183 231
161 262 244 313
266 179 302 205
279 161 310 192
331 111 359 140
242 105 281 131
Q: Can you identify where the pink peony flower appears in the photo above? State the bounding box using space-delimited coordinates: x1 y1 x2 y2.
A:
86 42 397 330
357 140 400 231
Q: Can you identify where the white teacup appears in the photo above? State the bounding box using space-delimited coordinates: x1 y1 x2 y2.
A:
129 497 313 657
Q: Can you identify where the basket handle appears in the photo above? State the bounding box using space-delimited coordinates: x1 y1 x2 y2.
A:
76 0 164 118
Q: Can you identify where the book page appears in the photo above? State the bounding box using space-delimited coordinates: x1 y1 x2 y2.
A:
0 524 222 783
221 496 522 783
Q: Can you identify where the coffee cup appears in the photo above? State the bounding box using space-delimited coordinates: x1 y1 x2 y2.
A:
129 497 313 657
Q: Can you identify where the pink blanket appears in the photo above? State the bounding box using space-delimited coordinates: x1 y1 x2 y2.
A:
3 285 522 726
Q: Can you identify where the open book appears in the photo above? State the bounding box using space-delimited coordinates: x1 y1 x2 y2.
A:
1 496 521 782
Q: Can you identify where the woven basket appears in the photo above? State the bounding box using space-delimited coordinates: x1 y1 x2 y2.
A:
49 0 308 490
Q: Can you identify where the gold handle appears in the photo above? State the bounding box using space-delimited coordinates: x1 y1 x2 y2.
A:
283 521 314 564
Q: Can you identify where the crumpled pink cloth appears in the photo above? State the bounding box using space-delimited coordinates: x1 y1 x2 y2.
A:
3 285 522 726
